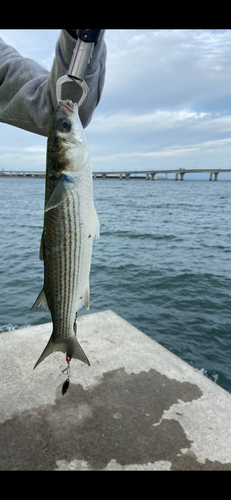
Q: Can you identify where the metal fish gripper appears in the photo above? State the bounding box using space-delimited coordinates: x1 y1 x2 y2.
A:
56 29 102 107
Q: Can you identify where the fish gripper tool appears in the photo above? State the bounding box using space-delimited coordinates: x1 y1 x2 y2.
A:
56 29 102 107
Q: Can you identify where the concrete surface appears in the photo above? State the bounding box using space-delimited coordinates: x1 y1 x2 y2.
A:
0 309 231 471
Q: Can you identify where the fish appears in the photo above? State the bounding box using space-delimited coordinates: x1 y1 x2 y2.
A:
31 99 99 370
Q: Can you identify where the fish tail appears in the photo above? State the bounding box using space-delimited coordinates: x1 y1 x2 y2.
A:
33 333 90 369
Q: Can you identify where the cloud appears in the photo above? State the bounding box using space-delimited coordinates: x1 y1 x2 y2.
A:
91 137 231 163
0 141 46 170
22 146 46 153
88 109 209 133
190 113 231 132
102 29 231 114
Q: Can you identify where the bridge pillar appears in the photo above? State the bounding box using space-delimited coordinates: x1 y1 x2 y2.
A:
146 173 150 180
214 172 219 181
125 174 130 180
209 172 213 181
102 174 106 180
165 173 168 179
151 173 156 180
180 172 185 181
175 172 178 181
119 173 123 180
93 173 96 179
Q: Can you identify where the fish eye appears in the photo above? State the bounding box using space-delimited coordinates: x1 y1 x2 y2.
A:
56 117 71 133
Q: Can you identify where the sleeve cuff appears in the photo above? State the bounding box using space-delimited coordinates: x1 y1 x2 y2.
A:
65 29 78 40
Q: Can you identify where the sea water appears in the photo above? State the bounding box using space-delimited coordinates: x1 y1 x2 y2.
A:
1 177 231 392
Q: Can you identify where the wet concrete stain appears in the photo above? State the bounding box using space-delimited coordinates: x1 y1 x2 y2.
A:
0 367 230 470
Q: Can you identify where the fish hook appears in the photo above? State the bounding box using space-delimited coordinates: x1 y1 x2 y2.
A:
62 354 71 395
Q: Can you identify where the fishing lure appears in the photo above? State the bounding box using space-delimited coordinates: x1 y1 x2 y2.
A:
61 354 71 396
61 312 78 395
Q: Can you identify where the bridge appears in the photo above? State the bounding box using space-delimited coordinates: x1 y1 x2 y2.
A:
92 168 231 181
0 168 231 180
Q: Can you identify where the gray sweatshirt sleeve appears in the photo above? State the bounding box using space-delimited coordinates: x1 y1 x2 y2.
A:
0 29 106 137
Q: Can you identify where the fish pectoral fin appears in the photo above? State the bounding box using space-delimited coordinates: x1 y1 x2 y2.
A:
33 334 90 369
91 204 100 239
45 174 77 212
30 287 50 312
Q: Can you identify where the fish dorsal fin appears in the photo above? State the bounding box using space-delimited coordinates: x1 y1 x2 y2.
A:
45 174 77 212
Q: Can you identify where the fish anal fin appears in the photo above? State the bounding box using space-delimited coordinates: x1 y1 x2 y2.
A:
30 287 50 312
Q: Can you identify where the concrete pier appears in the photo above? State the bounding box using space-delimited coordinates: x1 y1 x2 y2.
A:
209 172 219 181
1 310 231 471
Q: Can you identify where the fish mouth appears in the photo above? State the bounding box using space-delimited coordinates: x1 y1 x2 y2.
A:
59 99 78 115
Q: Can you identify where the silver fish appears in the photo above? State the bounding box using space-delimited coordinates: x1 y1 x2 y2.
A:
31 100 99 369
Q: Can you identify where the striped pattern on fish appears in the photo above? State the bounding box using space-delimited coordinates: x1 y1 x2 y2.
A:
31 100 99 369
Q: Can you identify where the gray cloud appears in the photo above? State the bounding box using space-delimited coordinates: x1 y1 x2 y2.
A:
102 30 231 114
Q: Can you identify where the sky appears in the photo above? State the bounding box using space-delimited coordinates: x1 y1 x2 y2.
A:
0 29 231 178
